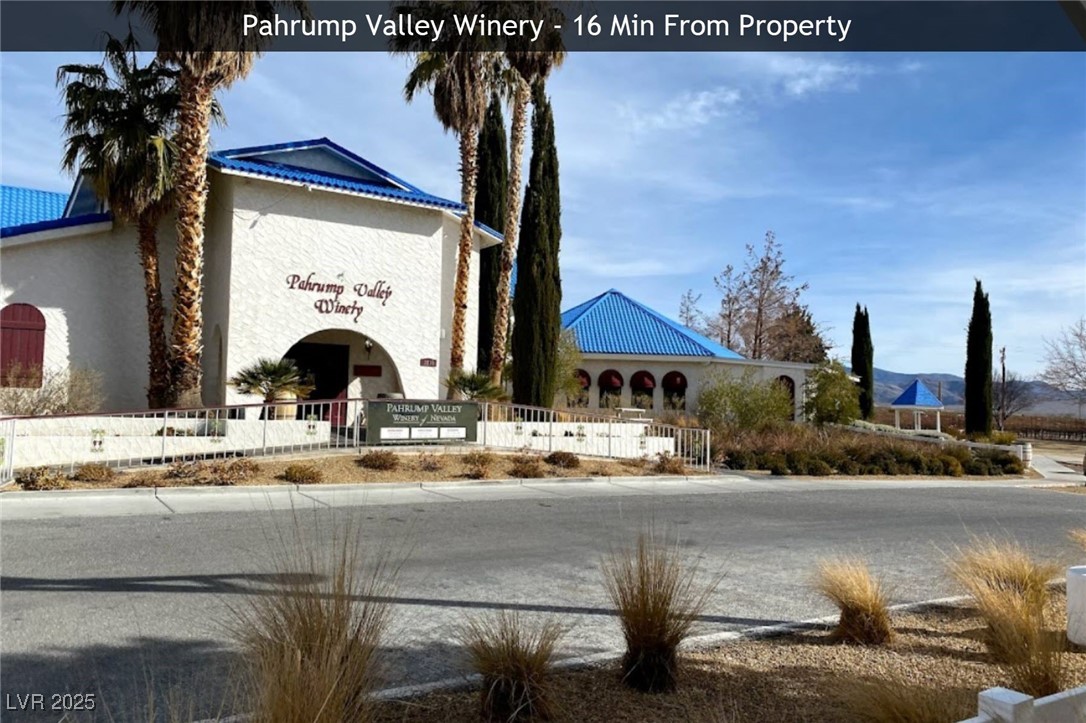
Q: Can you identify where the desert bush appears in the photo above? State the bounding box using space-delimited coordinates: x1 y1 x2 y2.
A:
0 364 104 416
358 450 398 471
839 678 974 723
122 472 159 489
416 452 444 472
977 450 1025 475
509 457 545 479
543 451 580 469
601 531 716 693
973 585 1066 695
206 458 259 486
165 460 205 480
230 522 395 723
71 462 115 483
938 455 965 477
964 456 994 476
653 452 686 475
941 444 973 465
763 453 789 476
463 450 495 468
723 449 756 471
697 369 793 434
15 466 70 491
465 464 491 480
620 455 649 470
282 464 323 485
460 612 565 722
807 458 833 476
814 558 893 645
804 360 861 426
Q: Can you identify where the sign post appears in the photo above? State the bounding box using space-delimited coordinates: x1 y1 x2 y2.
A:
365 400 479 444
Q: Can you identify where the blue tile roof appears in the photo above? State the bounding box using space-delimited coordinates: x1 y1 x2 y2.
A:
891 379 944 408
1 185 68 228
211 137 466 214
561 289 744 359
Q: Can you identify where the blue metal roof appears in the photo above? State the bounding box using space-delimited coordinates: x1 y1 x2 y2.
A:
891 379 944 408
1 212 111 239
1 185 68 228
561 289 744 358
209 137 467 213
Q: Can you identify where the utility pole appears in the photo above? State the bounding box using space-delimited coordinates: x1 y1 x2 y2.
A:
999 346 1007 432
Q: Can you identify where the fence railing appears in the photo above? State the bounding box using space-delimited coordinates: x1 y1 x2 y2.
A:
0 397 711 482
959 684 1086 723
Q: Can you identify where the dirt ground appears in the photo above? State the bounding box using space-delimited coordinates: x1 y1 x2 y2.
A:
375 592 1084 723
53 451 685 490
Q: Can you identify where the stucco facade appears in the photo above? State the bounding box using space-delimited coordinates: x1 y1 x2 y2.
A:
1 139 498 413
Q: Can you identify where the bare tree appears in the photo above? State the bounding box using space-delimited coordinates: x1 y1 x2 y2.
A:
1040 318 1086 413
678 289 704 332
737 231 808 359
993 371 1037 429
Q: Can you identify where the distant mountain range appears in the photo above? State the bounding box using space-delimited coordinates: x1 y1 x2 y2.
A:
858 368 1078 416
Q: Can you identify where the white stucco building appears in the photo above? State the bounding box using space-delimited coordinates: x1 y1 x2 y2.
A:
1 138 501 413
559 289 813 419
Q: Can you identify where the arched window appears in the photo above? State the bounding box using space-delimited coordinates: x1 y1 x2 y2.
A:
776 375 796 420
631 370 655 411
571 369 590 408
598 369 623 410
1 303 46 388
663 371 688 411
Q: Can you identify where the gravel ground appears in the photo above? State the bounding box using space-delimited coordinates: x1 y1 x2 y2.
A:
375 592 1085 723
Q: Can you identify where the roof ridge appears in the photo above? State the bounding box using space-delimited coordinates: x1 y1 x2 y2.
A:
562 289 613 328
613 290 741 358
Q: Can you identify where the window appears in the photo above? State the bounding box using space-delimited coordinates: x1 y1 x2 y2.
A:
663 371 688 411
1 304 46 388
631 370 655 411
598 369 623 409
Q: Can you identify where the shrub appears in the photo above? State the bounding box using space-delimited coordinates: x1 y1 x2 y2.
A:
601 531 716 693
463 450 495 468
696 369 793 434
71 463 115 483
965 457 994 476
763 453 789 476
653 452 686 475
465 464 491 480
460 612 565 722
837 458 861 476
941 445 973 465
416 452 444 472
814 558 893 645
620 455 649 470
938 455 964 477
206 458 259 486
0 364 104 416
509 457 545 479
804 360 861 426
839 678 974 723
978 450 1025 475
230 524 395 723
1070 528 1086 551
973 585 1066 695
16 466 70 491
358 450 398 471
282 464 323 485
724 449 756 471
543 450 580 469
807 459 833 477
122 472 159 489
785 450 814 475
165 460 205 480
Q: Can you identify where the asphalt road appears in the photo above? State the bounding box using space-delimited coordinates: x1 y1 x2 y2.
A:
2 479 1085 721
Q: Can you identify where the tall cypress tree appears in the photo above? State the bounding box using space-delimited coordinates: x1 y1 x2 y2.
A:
511 82 561 406
851 304 875 420
474 94 509 372
964 279 993 436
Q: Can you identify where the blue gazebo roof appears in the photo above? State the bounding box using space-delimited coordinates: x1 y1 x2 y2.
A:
891 379 944 408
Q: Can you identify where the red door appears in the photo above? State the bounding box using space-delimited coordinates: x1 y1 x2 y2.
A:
1 304 46 387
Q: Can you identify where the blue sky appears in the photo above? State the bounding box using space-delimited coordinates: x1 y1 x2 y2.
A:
2 51 1083 377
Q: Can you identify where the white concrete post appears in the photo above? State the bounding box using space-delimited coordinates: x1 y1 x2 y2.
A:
894 409 901 428
1068 566 1086 647
978 687 1035 723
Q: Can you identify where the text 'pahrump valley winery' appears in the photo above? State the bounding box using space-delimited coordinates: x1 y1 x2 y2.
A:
242 11 854 45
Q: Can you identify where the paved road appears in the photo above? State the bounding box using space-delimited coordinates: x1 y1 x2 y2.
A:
2 477 1085 721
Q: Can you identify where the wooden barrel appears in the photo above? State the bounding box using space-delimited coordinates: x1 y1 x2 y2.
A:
1019 442 1032 467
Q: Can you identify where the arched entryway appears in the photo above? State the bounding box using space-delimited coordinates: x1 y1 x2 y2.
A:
776 375 796 420
598 369 623 410
282 329 402 426
571 369 590 408
663 371 687 411
631 370 655 411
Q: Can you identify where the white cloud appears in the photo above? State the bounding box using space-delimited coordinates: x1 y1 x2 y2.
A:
618 86 742 134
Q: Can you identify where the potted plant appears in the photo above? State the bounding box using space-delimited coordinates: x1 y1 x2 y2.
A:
229 358 315 421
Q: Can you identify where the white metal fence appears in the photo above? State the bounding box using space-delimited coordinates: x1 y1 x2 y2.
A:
0 398 711 482
959 684 1086 723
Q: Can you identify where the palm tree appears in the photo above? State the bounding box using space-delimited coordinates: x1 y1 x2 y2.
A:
113 1 310 404
229 358 315 403
487 2 565 386
393 2 495 388
57 34 181 408
444 370 507 401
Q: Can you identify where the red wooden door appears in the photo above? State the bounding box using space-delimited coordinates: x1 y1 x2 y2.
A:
0 304 46 387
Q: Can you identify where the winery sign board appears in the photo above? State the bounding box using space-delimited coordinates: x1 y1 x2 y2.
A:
366 400 478 443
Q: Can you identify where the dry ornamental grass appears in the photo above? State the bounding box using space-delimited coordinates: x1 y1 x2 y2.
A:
602 531 717 693
460 612 566 722
947 538 1058 617
814 558 894 645
1070 528 1086 552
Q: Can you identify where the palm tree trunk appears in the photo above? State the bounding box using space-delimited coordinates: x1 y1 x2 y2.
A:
448 127 480 386
487 78 529 387
170 69 213 404
137 215 173 408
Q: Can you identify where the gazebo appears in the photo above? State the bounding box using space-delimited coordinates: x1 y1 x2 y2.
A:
891 379 944 432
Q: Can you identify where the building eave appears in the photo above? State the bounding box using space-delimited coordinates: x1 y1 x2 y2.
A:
0 213 112 247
